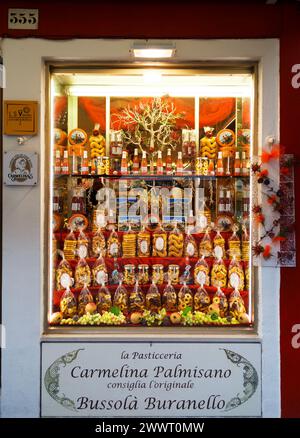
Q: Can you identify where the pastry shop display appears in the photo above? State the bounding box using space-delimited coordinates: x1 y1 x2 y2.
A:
60 288 77 318
168 224 184 257
194 256 210 286
178 283 193 311
152 264 164 285
50 87 252 329
129 281 145 313
194 285 211 313
113 281 129 313
137 228 151 257
124 264 136 286
78 285 94 316
162 282 177 312
152 226 167 257
145 282 161 313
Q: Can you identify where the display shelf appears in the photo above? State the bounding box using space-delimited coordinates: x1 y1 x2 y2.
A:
54 173 250 181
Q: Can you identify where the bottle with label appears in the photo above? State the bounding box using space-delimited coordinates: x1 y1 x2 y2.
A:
141 151 148 175
54 150 61 175
225 156 231 176
71 187 86 215
208 159 215 176
53 189 63 213
234 151 241 176
216 151 224 176
176 151 183 175
80 150 89 175
116 132 123 156
166 148 173 175
189 130 197 157
132 148 140 175
61 150 69 175
110 131 117 156
242 151 249 176
218 190 225 214
243 186 250 216
182 129 189 157
225 190 233 215
187 209 196 233
121 151 128 175
156 151 163 175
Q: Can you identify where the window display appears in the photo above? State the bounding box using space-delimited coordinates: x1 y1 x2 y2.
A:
49 68 253 329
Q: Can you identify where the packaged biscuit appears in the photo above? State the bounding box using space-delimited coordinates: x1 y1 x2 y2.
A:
56 251 73 291
137 227 151 257
152 225 167 257
228 256 245 291
152 264 164 285
107 226 121 258
129 280 145 312
63 227 77 260
75 250 91 288
199 228 213 257
229 288 246 318
124 264 136 286
92 252 108 286
209 287 228 318
146 281 161 313
194 255 210 286
113 281 129 313
228 226 241 260
178 283 193 311
213 229 226 259
97 283 112 313
92 227 106 257
184 230 198 258
162 281 177 312
78 285 94 316
211 256 227 288
60 287 77 318
168 223 184 257
122 226 137 258
194 285 211 313
77 227 90 259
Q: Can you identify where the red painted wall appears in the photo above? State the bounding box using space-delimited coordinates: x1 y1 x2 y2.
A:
1 0 299 418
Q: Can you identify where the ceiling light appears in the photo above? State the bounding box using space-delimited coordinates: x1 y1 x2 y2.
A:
132 43 175 59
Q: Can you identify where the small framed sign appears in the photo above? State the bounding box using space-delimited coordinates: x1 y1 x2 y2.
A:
4 100 38 135
4 151 38 186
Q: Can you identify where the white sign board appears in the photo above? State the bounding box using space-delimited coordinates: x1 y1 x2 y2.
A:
41 342 261 417
4 151 38 186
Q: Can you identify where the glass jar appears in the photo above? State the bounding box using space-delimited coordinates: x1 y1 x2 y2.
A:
152 264 164 285
168 264 180 285
138 264 149 284
124 264 136 285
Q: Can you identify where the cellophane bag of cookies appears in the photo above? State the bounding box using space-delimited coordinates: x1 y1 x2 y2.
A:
228 256 245 291
92 227 106 257
211 256 227 288
60 287 77 318
229 288 246 318
184 230 198 258
63 227 77 260
78 284 94 316
77 226 90 259
211 287 228 318
194 255 210 286
122 225 137 258
199 228 213 257
146 281 161 312
194 285 211 313
213 228 226 259
113 281 129 313
92 252 108 286
75 250 92 288
97 283 112 313
56 250 73 290
107 226 121 258
168 223 184 257
137 226 151 257
152 224 167 257
178 282 193 311
162 281 177 312
228 227 241 260
129 280 145 312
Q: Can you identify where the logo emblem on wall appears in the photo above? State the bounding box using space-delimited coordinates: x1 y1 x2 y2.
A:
8 154 33 183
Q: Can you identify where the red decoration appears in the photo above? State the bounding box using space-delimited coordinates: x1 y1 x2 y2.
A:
262 244 272 259
261 144 280 163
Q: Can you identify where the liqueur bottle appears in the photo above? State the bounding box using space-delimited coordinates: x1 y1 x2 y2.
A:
141 151 148 175
234 151 241 176
156 151 163 175
132 148 139 175
216 151 224 176
176 151 183 175
121 151 128 175
166 148 173 175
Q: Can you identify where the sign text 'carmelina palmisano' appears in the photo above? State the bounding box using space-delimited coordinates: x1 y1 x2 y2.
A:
41 342 261 417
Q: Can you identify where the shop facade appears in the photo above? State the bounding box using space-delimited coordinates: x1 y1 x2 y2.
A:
1 1 300 418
